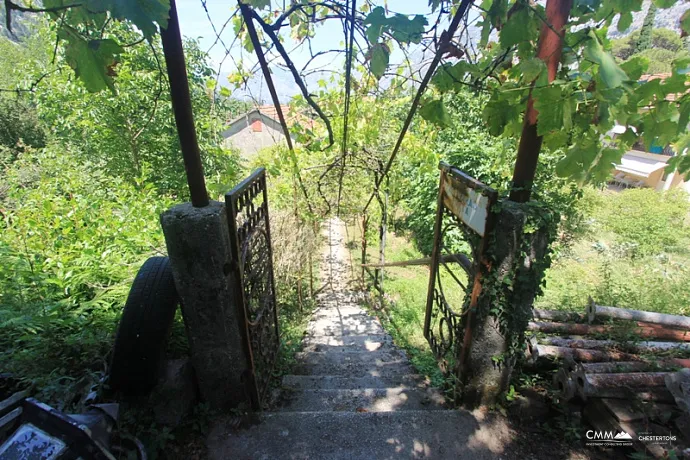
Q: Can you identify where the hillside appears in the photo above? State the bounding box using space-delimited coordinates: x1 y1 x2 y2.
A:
609 0 690 38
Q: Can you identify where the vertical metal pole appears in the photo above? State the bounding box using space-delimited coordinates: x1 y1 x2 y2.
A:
423 171 446 338
376 179 388 301
160 0 209 207
361 214 368 282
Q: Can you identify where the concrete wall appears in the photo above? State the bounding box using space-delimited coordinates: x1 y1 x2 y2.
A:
222 113 288 161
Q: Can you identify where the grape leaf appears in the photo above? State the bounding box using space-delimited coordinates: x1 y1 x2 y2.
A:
590 148 624 183
432 61 474 92
556 138 598 180
369 43 389 79
643 117 677 150
543 130 569 151
388 14 427 44
652 0 676 8
677 99 690 135
364 7 427 44
584 30 629 89
617 11 632 31
59 29 123 93
533 86 565 135
429 0 442 12
364 6 386 43
483 96 520 136
519 58 547 83
620 56 647 81
500 8 533 48
667 141 690 174
87 0 170 39
419 99 451 128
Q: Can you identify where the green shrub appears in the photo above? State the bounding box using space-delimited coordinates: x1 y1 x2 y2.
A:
0 145 171 404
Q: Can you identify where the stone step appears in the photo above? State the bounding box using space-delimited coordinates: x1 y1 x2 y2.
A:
311 305 369 316
277 387 445 412
301 334 393 351
301 338 395 353
208 410 513 460
309 312 377 325
306 318 385 336
291 351 414 377
281 374 430 390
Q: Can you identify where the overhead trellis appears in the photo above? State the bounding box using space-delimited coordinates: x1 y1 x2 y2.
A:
336 0 357 217
228 0 479 218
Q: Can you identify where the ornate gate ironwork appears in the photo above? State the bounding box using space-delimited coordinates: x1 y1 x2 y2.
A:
226 168 279 409
423 162 497 386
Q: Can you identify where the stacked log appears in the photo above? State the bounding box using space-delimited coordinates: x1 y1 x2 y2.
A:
528 301 690 458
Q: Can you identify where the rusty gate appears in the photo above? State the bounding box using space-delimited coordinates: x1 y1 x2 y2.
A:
423 162 497 386
226 168 279 409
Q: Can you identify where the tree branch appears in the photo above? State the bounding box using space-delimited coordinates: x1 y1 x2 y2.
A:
249 7 335 149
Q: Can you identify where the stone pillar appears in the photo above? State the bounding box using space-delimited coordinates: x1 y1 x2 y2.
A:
462 201 552 408
160 201 250 410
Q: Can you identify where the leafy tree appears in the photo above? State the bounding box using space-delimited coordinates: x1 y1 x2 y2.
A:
421 0 690 190
612 27 689 73
635 2 656 53
0 21 246 197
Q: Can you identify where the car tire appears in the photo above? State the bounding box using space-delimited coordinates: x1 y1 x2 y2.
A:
109 257 179 395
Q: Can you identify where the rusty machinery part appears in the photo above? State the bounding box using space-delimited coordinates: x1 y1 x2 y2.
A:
109 257 180 395
0 395 146 459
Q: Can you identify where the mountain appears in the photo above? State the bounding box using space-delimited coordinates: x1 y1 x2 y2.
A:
609 0 690 38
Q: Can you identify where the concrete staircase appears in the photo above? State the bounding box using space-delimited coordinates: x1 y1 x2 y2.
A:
207 219 512 459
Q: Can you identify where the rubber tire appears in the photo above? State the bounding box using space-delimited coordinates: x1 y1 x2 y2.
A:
109 256 179 395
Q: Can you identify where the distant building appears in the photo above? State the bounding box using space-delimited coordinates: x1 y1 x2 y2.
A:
609 73 690 193
612 149 689 192
221 105 292 160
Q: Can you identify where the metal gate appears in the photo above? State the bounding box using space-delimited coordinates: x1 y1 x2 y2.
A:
226 168 279 409
423 162 497 386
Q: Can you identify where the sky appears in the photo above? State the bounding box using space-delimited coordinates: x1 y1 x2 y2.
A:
175 0 448 103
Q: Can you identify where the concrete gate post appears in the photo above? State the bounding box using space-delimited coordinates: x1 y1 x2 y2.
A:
160 201 251 410
462 201 552 408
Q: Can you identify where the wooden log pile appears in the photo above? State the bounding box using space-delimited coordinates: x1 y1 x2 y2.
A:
527 299 690 458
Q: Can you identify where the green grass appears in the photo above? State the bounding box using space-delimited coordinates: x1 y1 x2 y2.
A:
536 187 690 316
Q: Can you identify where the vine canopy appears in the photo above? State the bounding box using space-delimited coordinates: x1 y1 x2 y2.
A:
6 0 690 184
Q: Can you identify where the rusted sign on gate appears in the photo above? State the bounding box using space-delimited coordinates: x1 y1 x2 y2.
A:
440 173 493 237
423 162 497 392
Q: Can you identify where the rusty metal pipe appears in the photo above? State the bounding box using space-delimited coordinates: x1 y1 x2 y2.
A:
160 0 208 207
578 360 690 374
536 336 690 352
532 309 586 323
527 321 690 342
574 370 674 401
528 343 641 363
553 368 577 401
587 298 690 329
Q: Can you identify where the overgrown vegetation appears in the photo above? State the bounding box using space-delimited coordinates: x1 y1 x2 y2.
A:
537 187 690 316
0 18 316 457
2 0 690 456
